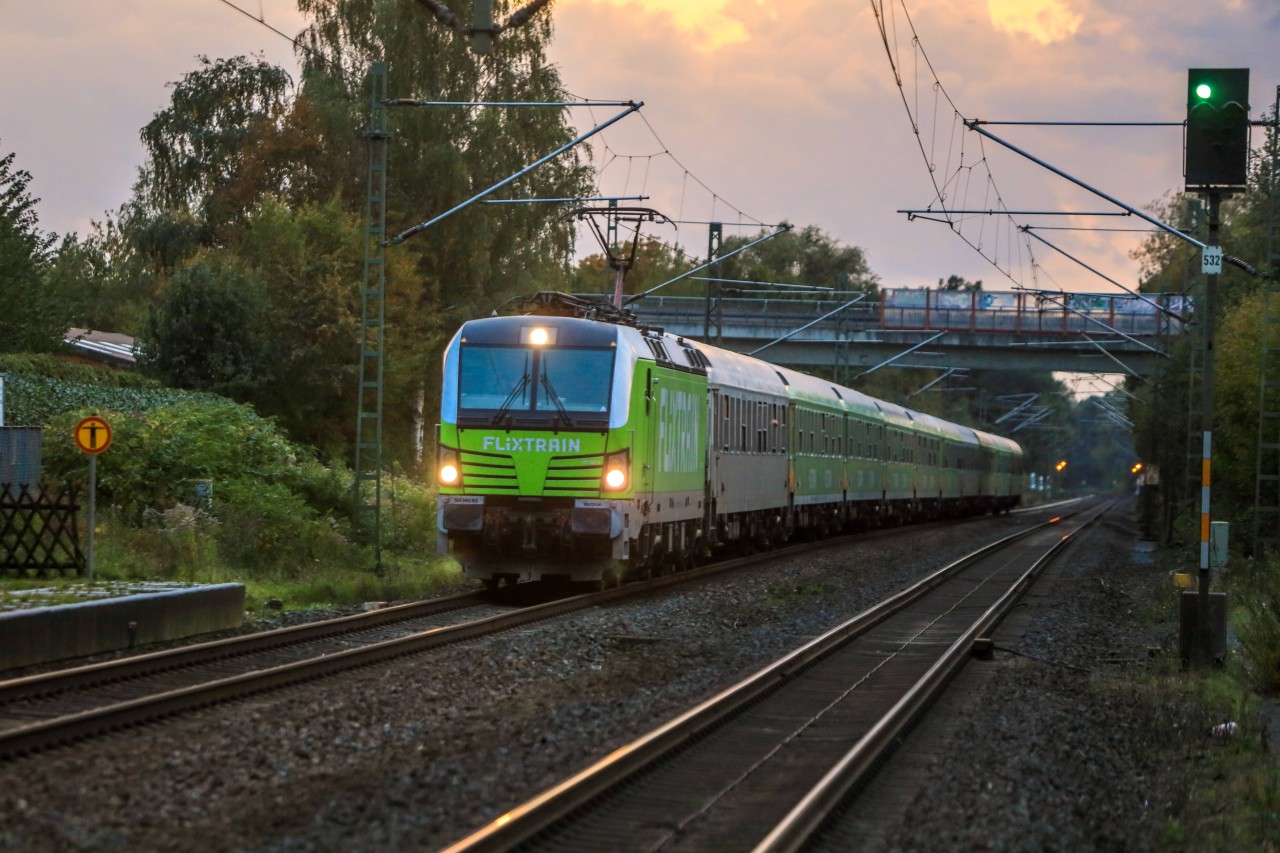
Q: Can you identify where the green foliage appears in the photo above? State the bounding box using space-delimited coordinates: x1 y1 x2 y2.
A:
0 144 68 353
209 479 353 579
47 205 165 334
297 0 592 318
137 54 293 231
1233 564 1280 693
0 354 204 426
138 260 269 396
29 389 371 583
938 274 982 291
41 398 327 512
715 224 880 297
222 198 365 454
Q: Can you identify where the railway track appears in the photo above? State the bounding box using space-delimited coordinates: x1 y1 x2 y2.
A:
442 500 1107 852
0 588 552 758
0 505 1066 763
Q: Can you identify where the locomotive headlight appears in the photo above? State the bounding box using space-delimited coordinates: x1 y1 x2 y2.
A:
438 448 461 486
602 449 630 491
521 326 557 346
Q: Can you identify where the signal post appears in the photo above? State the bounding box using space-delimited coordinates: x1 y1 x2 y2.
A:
1184 69 1250 667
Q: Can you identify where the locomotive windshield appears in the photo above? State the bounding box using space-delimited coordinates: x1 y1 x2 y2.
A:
458 345 615 429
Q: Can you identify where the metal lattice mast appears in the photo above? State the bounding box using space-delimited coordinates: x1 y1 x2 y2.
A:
1182 199 1205 541
1253 86 1280 558
702 222 723 345
355 62 389 571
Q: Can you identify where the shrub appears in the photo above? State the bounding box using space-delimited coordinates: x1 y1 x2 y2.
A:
211 479 356 579
1235 565 1280 692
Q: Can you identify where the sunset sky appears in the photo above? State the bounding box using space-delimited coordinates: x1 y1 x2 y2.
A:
3 0 1279 297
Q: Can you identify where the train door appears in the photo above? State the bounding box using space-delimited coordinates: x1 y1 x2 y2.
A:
640 366 657 518
706 387 720 546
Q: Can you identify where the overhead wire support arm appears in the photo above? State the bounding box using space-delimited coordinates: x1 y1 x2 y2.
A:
623 224 793 305
970 120 1184 127
1079 333 1145 378
748 294 870 356
853 331 947 380
962 118 1206 250
384 101 643 246
385 99 637 108
1019 227 1188 324
692 276 835 292
906 367 963 401
484 195 649 205
899 209 1132 218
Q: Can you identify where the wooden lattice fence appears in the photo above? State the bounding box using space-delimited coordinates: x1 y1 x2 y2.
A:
0 482 84 576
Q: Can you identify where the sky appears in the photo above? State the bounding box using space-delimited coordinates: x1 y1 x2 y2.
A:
3 0 1279 302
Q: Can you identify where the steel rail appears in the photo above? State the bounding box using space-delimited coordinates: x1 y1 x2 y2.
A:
0 588 601 760
441 503 1093 852
0 512 1031 761
0 589 493 704
756 501 1112 852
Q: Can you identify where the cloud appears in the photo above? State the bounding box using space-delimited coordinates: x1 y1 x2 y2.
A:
987 0 1084 45
566 0 769 50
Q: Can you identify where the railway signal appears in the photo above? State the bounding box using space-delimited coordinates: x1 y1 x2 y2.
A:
1185 68 1250 189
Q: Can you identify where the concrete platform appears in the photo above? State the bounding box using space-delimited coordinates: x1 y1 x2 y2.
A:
0 582 245 671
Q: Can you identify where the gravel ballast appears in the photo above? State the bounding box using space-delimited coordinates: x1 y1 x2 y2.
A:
0 503 1244 850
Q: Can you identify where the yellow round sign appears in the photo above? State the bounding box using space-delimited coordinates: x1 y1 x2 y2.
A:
74 416 112 455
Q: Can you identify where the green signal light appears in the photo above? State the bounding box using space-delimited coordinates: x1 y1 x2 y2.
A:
1195 82 1213 100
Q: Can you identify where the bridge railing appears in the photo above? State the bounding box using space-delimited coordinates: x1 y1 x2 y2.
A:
618 290 1187 340
879 290 1188 337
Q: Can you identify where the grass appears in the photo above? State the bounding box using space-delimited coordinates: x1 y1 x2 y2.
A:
1167 567 1280 851
1 505 476 616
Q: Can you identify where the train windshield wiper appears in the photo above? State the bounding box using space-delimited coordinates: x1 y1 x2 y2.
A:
539 366 574 428
492 359 532 426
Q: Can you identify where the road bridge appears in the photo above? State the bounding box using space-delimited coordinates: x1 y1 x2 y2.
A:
613 289 1186 378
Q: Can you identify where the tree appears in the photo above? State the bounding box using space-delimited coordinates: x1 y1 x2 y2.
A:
231 197 416 457
0 145 67 353
569 236 689 298
295 0 592 316
938 274 982 291
292 0 595 468
137 55 293 239
713 224 880 298
138 260 269 396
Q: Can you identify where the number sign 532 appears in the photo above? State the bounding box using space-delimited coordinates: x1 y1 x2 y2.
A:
1202 245 1223 275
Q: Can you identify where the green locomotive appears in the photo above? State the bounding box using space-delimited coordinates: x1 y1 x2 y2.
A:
437 294 1022 587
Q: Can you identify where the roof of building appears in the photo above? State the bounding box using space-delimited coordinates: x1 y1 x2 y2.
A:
64 329 137 368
